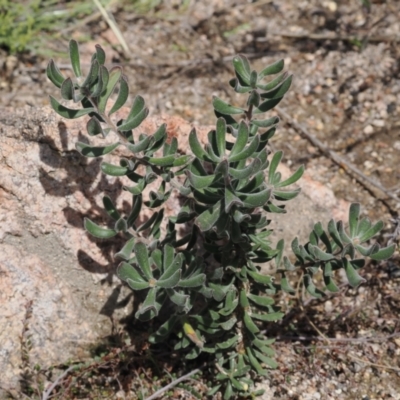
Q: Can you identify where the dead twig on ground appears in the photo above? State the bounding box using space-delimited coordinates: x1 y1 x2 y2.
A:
144 368 201 400
265 31 400 44
275 332 400 342
276 106 400 207
42 366 75 400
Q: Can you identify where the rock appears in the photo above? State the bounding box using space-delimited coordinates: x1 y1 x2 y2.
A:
0 106 348 394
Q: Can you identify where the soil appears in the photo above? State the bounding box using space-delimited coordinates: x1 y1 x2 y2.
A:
1 0 400 399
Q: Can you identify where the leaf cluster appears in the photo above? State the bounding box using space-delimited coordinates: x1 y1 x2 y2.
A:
47 41 394 399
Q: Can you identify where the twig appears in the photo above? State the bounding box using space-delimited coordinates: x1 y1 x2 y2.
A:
92 0 130 59
276 106 400 204
42 366 74 400
275 332 400 342
265 30 400 43
144 368 201 400
348 353 400 373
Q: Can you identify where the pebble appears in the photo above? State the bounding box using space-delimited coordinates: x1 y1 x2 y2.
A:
372 119 385 127
363 125 374 134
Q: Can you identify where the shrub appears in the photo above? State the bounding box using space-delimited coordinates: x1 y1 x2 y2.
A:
47 40 395 399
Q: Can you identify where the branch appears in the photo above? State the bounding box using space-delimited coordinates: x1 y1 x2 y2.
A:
144 368 201 400
42 366 74 400
276 106 400 204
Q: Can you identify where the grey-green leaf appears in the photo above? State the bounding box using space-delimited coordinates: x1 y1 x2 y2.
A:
46 59 65 88
76 142 119 157
134 242 153 280
213 96 245 115
49 96 95 119
84 217 117 239
69 39 82 78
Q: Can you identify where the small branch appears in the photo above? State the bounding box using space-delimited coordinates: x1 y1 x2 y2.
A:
42 366 75 400
276 106 400 204
92 0 130 59
266 30 400 43
275 332 400 343
348 353 400 373
144 368 201 400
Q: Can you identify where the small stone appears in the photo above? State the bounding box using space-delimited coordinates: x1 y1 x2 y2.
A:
372 119 385 128
363 125 373 134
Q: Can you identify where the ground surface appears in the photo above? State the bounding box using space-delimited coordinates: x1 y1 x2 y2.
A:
1 0 400 399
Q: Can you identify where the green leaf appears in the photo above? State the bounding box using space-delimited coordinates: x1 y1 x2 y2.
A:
81 59 100 89
98 66 122 113
127 195 142 227
251 116 279 128
258 59 284 79
359 220 384 242
76 142 119 157
243 312 259 333
137 211 159 232
134 242 153 280
228 134 260 163
49 96 95 119
115 238 135 260
246 347 268 376
195 200 222 231
276 165 305 187
69 39 81 78
217 335 239 350
232 54 251 84
215 118 227 157
213 96 245 115
126 136 153 153
117 261 149 290
238 188 271 208
173 155 192 167
257 71 288 91
303 274 325 298
86 117 104 136
252 312 284 322
308 245 334 261
136 287 158 319
159 253 183 281
101 162 128 176
108 74 129 116
186 171 217 190
94 44 106 65
349 203 361 238
273 188 300 201
123 180 146 195
189 128 211 161
225 187 244 213
370 244 395 261
166 289 190 307
157 269 181 288
46 59 65 88
162 244 175 271
268 151 283 184
178 274 206 288
247 269 272 285
84 217 117 239
103 196 120 220
253 349 278 369
343 258 365 287
229 158 261 180
118 95 148 131
255 97 284 113
230 121 249 157
91 65 108 98
247 294 274 307
261 75 293 99
60 78 75 101
145 154 175 167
